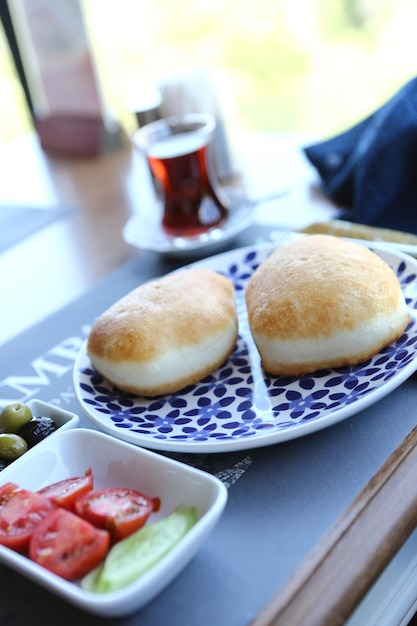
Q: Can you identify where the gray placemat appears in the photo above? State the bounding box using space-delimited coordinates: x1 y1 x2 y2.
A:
1 226 417 626
0 205 74 253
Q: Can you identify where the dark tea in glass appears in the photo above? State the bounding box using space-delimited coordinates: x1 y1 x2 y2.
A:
134 114 229 237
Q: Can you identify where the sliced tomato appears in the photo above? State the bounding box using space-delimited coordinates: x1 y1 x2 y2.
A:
37 468 94 511
30 508 110 580
0 482 21 502
0 488 55 552
74 487 161 542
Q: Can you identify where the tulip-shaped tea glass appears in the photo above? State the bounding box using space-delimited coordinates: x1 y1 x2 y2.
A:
133 114 229 237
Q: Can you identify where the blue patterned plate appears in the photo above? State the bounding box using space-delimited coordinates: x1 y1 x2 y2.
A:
73 243 417 453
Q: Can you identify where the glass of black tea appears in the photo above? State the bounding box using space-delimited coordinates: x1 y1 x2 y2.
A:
133 114 229 237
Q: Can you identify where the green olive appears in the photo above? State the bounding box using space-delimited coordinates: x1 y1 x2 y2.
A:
0 402 33 433
0 433 28 460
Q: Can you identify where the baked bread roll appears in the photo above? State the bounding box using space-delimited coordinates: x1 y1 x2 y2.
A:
87 268 238 396
245 234 411 376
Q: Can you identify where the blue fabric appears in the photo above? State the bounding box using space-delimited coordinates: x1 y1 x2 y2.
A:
304 77 417 233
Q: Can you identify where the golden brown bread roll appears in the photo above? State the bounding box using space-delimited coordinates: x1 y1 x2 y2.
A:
245 234 411 376
87 268 238 396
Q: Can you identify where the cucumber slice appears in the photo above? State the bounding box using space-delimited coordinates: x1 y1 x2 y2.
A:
81 505 198 593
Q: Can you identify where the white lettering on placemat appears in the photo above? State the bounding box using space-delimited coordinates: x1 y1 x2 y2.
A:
215 456 253 488
0 326 90 406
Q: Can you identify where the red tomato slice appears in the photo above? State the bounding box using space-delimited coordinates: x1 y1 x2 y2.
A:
0 488 55 552
37 468 94 511
0 482 21 501
74 487 161 542
30 508 110 580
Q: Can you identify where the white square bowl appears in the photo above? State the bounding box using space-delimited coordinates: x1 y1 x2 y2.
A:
0 428 228 617
26 398 80 433
0 399 79 466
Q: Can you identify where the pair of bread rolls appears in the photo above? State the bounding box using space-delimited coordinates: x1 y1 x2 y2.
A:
87 235 410 395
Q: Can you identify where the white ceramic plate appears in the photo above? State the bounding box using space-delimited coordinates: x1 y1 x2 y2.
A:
122 188 254 258
73 243 417 453
0 428 227 617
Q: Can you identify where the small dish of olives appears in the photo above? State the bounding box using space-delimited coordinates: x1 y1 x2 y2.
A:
0 400 79 469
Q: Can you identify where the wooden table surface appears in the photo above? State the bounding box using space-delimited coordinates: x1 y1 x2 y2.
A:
0 131 336 346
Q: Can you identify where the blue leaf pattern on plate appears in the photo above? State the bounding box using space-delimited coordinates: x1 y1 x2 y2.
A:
74 244 417 452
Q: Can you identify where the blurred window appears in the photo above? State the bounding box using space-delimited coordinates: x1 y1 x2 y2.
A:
2 0 417 142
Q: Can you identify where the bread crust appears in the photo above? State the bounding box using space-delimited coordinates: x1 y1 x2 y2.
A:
87 268 238 395
246 235 411 375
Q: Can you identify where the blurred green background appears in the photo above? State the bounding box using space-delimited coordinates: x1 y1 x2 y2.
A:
2 0 417 143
